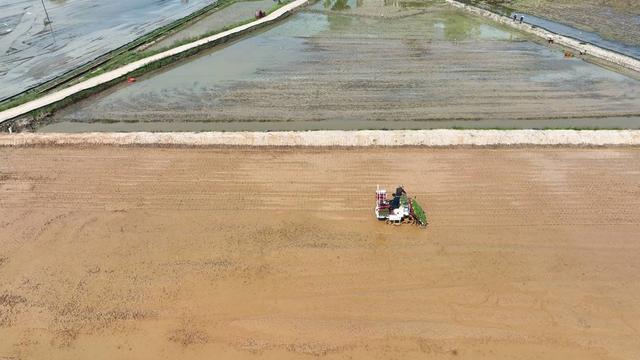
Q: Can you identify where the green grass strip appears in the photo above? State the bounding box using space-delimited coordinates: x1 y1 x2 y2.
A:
412 198 428 226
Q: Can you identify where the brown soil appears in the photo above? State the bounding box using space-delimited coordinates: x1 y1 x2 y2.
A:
1 146 640 359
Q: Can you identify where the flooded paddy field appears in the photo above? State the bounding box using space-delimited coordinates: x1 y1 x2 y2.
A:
148 0 276 52
0 0 214 101
45 0 640 132
466 0 640 50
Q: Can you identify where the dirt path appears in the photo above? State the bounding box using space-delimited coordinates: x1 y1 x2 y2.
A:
1 147 639 359
3 130 640 146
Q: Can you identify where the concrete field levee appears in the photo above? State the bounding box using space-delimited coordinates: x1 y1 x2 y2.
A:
2 130 640 147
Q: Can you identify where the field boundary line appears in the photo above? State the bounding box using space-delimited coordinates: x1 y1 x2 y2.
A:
2 130 640 146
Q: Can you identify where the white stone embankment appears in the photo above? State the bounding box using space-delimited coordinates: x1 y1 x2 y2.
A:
2 130 640 146
0 0 309 125
445 0 640 73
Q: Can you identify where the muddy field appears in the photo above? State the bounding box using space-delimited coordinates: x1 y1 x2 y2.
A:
46 1 640 132
147 0 276 52
1 146 640 359
474 0 640 48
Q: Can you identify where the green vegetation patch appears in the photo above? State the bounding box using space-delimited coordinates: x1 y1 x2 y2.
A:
412 198 428 226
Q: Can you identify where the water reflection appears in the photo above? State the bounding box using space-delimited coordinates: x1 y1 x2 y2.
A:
326 9 354 31
384 0 434 9
323 0 358 11
454 0 640 59
441 12 479 41
39 2 640 133
323 0 436 11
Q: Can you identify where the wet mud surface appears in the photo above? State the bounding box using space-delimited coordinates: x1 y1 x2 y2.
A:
459 0 640 60
0 0 213 101
148 0 276 52
1 146 640 359
46 0 640 131
471 0 640 48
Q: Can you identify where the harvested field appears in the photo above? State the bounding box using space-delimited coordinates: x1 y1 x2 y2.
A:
1 146 640 359
45 1 640 132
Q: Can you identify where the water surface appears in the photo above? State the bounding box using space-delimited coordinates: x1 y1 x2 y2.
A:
0 0 213 100
43 1 640 131
455 0 640 60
